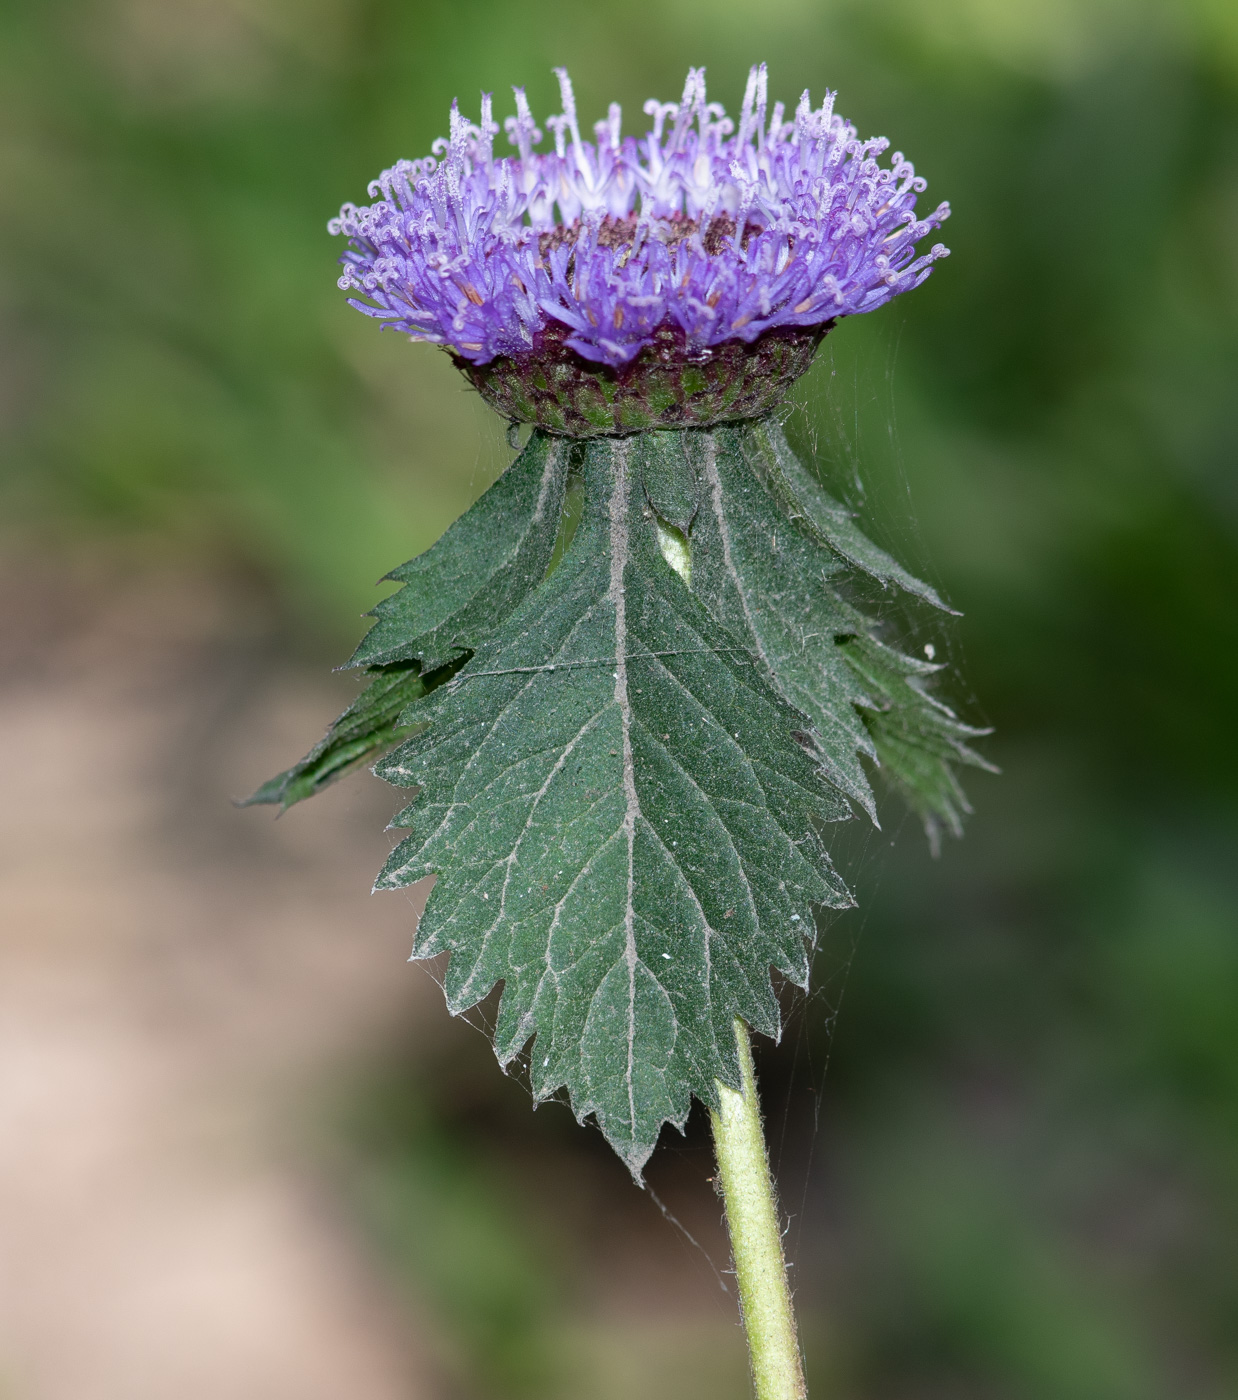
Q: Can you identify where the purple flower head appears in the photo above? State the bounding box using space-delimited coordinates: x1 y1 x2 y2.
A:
331 66 950 372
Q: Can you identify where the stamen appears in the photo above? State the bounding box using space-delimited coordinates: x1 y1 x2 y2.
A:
552 67 585 157
478 93 499 167
505 88 542 165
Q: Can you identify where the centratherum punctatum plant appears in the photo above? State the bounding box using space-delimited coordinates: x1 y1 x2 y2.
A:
248 65 992 1399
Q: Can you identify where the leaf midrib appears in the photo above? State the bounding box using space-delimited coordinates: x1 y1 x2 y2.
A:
606 437 643 1138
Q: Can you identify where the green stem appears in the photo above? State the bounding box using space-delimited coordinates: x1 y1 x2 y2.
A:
711 1019 808 1400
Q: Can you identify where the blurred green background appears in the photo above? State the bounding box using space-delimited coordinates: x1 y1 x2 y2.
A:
2 0 1236 1396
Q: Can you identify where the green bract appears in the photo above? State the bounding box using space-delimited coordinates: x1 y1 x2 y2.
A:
252 418 989 1172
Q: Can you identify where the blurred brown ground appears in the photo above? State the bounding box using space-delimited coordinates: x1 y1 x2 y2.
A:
0 555 442 1399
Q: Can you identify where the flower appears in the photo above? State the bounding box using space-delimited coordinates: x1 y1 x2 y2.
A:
331 66 950 434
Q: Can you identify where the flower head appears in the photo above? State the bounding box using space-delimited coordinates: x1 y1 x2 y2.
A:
332 66 950 433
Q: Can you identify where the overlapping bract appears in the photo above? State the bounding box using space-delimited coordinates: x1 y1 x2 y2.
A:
331 65 950 368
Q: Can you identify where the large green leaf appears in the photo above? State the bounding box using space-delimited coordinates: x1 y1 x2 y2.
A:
373 435 853 1176
249 415 990 1170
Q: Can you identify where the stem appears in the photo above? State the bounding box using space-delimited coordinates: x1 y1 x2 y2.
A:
711 1019 808 1400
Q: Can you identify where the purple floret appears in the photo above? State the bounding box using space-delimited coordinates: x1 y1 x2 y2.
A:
330 65 950 369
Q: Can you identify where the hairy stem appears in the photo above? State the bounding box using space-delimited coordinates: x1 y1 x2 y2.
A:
711 1019 808 1400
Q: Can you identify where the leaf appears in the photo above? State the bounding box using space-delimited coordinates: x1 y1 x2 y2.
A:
839 634 996 854
744 417 955 613
373 434 853 1177
350 431 572 671
247 433 572 810
667 425 884 820
247 414 990 1172
244 663 428 811
645 422 989 840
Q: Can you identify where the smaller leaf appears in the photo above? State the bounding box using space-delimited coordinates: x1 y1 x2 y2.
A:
249 433 573 811
686 425 882 820
839 633 996 853
651 420 991 844
350 432 572 672
745 419 955 613
244 664 428 810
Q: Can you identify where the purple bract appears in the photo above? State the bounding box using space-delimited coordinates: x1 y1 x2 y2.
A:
330 65 950 370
